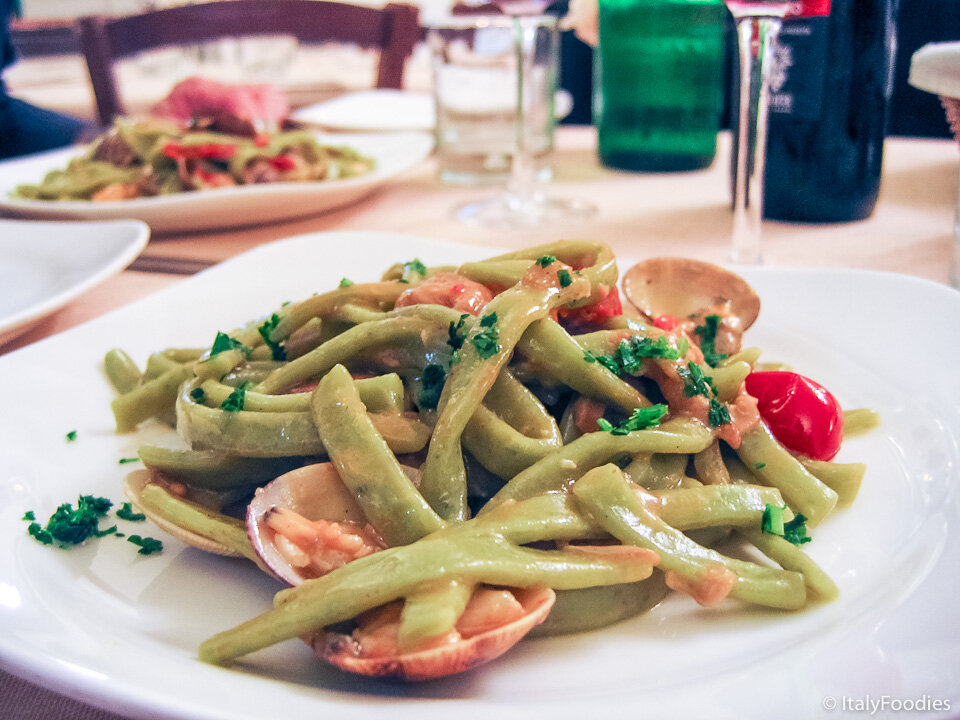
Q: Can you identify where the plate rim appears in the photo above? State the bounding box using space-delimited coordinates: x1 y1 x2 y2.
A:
1 230 958 720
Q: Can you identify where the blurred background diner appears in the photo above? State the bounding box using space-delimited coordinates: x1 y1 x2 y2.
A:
2 0 958 154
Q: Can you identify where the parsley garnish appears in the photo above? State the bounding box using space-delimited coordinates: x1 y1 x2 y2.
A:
257 313 287 361
339 277 354 287
472 312 500 359
754 462 766 470
583 335 682 376
190 387 206 403
25 495 116 548
65 430 77 442
127 535 163 555
220 384 248 412
761 504 785 536
783 514 812 545
404 258 428 278
536 255 557 268
447 314 468 365
597 404 668 435
210 331 251 357
584 350 621 375
117 502 146 521
708 398 732 427
557 268 573 288
118 457 139 465
22 511 35 521
419 364 446 410
677 362 718 398
761 505 811 545
694 315 728 367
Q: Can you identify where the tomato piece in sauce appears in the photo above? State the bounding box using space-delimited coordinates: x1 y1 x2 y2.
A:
394 272 493 315
558 286 623 327
744 371 843 461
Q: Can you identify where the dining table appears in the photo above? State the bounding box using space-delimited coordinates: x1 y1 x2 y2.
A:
1 125 958 719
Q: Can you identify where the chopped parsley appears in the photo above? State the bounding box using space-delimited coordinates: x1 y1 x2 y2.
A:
761 504 785 536
557 268 573 288
419 363 446 410
754 462 766 470
677 362 718 398
257 313 287 361
118 457 139 465
338 277 354 287
447 314 468 365
783 514 812 545
583 335 682 376
708 398 732 427
25 495 116 548
210 331 251 358
694 315 728 367
536 255 557 268
189 386 207 403
127 535 164 555
22 511 35 521
471 312 500 360
403 258 428 278
761 505 811 545
596 404 668 435
220 384 249 412
583 350 621 375
65 430 77 442
116 502 146 522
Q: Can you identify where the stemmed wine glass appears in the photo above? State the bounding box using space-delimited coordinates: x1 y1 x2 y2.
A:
454 3 596 227
723 1 831 263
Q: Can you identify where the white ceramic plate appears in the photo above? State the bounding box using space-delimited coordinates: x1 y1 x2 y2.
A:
0 133 433 233
0 232 958 720
293 89 574 132
0 218 149 347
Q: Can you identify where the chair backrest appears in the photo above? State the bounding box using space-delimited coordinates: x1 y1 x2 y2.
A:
10 19 81 58
78 0 421 125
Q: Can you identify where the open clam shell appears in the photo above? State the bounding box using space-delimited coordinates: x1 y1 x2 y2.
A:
246 462 373 585
314 586 556 681
123 469 244 557
622 257 761 330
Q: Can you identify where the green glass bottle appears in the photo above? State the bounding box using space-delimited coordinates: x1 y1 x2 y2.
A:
595 0 726 172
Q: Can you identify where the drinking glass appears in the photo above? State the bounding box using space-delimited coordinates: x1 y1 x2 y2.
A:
724 1 790 264
450 14 596 228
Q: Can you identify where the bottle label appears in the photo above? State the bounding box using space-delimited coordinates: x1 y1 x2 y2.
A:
785 0 831 17
768 16 829 119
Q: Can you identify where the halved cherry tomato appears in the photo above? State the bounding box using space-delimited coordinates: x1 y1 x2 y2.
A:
558 286 623 327
269 155 297 172
162 142 237 161
744 371 843 461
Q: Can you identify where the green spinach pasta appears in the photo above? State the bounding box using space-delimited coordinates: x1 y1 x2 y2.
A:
106 240 876 681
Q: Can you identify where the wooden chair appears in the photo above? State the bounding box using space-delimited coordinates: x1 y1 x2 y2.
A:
78 0 421 125
10 19 81 58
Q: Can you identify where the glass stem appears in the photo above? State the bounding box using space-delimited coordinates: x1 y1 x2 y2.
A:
507 17 540 202
731 14 782 265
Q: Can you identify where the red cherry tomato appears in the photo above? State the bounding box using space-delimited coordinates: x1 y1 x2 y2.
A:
559 286 623 326
744 371 843 461
162 142 237 161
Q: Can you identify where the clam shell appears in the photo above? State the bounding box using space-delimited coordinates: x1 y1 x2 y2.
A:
246 462 371 585
123 469 243 557
622 257 761 330
314 586 556 680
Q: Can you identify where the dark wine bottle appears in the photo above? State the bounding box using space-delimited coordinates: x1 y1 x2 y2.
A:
762 0 898 222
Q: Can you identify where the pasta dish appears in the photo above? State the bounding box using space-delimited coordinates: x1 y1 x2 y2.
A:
14 118 375 202
104 240 874 680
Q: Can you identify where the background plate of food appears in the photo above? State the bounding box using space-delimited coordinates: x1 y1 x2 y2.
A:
0 121 433 233
0 232 957 720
